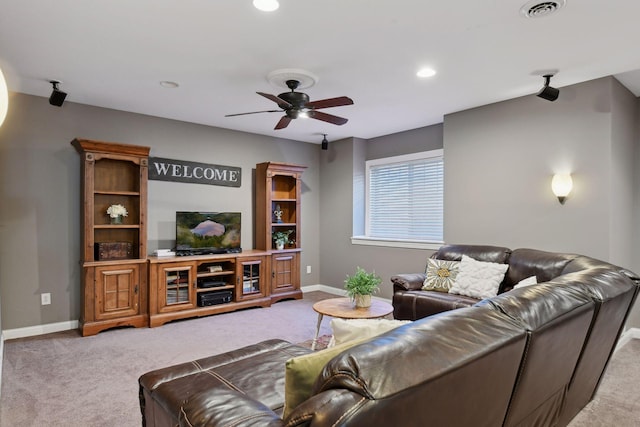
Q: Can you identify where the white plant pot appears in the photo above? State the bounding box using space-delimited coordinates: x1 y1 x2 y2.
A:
354 294 372 308
276 241 285 250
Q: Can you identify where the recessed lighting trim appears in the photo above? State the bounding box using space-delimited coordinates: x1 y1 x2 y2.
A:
253 0 279 12
160 81 179 88
417 67 437 78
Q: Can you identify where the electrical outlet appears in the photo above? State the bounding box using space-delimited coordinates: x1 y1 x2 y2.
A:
41 293 51 305
306 265 312 274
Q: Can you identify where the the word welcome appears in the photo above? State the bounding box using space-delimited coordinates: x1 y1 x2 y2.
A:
149 157 242 187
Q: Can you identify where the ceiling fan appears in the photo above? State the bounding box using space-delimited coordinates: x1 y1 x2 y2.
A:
225 79 354 130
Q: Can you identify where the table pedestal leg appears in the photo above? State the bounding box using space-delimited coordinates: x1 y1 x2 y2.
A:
311 313 324 351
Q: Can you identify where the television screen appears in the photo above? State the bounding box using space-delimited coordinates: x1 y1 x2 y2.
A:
175 212 241 254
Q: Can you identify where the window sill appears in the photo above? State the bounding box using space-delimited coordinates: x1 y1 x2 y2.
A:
350 236 443 250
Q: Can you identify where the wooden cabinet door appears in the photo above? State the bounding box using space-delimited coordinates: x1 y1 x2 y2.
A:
271 252 299 293
94 264 140 321
157 262 196 313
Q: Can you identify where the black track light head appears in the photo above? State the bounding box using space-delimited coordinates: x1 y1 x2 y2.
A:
321 134 328 150
49 80 67 107
537 74 559 102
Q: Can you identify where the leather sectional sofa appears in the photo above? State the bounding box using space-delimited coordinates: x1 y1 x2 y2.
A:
139 245 639 427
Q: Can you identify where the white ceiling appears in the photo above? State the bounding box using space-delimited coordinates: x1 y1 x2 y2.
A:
1 0 640 144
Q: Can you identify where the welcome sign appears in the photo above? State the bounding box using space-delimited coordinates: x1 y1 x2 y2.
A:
149 157 241 187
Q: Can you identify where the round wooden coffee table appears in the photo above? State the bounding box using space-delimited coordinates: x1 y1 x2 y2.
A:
311 297 393 350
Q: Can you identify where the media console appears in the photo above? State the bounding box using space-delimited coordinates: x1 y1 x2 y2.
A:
147 249 301 327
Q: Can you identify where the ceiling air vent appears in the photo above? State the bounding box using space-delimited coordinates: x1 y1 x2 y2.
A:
520 0 566 18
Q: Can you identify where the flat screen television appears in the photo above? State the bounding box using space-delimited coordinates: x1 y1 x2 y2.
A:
175 212 241 255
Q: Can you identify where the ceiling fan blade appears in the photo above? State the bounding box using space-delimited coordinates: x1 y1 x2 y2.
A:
306 96 354 109
310 110 349 126
274 116 292 130
225 110 282 117
257 92 292 109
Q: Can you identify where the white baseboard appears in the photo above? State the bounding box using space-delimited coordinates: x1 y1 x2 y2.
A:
301 284 392 304
2 320 79 341
302 284 345 296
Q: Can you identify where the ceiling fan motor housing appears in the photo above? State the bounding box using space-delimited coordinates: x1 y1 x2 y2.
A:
279 90 309 110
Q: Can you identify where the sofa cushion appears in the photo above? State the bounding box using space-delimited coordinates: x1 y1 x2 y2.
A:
311 305 528 427
423 258 460 292
139 339 309 426
283 336 370 418
513 275 537 289
503 248 578 291
431 244 511 264
393 289 479 320
329 318 411 347
449 255 508 299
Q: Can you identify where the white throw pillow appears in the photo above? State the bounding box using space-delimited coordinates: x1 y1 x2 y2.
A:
513 275 538 289
448 255 508 299
328 318 411 347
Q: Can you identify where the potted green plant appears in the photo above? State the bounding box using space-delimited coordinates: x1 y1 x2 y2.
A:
272 230 293 250
344 266 381 308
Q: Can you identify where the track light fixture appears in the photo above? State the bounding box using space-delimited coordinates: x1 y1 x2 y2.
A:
321 134 328 150
537 74 559 102
49 80 67 107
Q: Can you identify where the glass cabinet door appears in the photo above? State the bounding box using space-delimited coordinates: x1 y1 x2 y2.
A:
160 264 195 312
238 258 264 300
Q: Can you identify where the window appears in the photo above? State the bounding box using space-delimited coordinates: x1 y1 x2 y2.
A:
357 150 443 248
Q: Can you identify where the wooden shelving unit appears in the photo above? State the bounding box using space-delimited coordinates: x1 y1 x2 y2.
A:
255 162 306 302
72 138 150 336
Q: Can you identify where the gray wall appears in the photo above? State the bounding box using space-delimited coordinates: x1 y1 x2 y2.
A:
443 76 639 326
444 76 637 263
0 93 321 330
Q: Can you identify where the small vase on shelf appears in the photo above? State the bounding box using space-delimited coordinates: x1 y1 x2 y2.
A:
106 204 128 225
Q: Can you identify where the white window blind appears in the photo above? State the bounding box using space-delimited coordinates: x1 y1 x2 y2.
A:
366 150 443 242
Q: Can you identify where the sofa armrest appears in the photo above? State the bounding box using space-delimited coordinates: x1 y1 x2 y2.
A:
179 388 284 427
391 273 426 291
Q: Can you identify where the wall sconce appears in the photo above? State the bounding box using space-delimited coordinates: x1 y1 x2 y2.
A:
551 173 573 205
0 67 8 127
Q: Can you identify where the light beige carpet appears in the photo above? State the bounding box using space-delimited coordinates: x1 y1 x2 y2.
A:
567 338 640 427
1 291 638 426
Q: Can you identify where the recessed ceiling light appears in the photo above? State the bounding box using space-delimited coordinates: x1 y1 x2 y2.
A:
253 0 279 12
160 81 179 88
417 67 437 78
